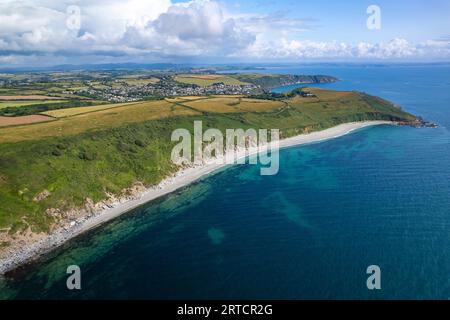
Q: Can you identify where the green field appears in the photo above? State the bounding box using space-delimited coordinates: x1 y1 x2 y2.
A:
41 102 139 118
120 78 160 86
0 100 66 110
0 88 416 236
0 100 107 117
174 74 249 86
181 97 285 113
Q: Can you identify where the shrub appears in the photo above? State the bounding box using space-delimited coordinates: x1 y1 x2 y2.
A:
117 142 136 153
78 150 96 161
56 143 68 150
52 149 63 156
134 139 146 147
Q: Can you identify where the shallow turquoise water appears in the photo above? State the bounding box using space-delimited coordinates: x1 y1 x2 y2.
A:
1 65 450 299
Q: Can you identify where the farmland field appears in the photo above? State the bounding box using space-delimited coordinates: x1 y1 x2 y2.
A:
0 99 106 117
0 100 199 143
165 96 210 103
41 102 139 118
0 115 54 127
182 97 285 113
0 95 62 100
174 74 249 86
120 78 160 86
0 100 66 109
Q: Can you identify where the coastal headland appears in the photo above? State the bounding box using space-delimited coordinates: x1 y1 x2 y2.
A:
0 73 422 274
0 121 397 275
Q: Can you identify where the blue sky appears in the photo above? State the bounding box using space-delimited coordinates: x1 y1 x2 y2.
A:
222 0 450 43
0 0 449 67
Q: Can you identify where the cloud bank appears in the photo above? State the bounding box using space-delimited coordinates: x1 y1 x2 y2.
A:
0 0 448 66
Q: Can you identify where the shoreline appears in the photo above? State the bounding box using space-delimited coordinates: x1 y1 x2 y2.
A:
0 120 394 275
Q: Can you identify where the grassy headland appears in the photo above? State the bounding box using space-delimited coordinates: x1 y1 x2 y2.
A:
0 87 416 235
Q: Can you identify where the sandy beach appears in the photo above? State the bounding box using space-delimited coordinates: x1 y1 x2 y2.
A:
0 120 393 275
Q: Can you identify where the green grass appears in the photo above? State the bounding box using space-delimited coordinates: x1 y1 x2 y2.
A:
230 74 337 88
0 90 49 96
0 100 66 110
41 102 139 118
0 100 197 143
0 100 107 117
0 89 416 234
120 78 160 86
174 74 248 87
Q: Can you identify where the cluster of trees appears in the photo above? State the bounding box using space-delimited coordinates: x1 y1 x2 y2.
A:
0 100 102 117
248 88 307 101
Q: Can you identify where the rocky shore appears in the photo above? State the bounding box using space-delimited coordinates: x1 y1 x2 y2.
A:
399 117 438 128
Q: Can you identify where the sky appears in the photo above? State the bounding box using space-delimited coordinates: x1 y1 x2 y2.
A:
0 0 449 67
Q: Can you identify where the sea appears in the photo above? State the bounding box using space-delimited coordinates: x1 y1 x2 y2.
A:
1 64 449 299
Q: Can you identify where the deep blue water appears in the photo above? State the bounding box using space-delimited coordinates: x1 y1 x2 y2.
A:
1 65 450 299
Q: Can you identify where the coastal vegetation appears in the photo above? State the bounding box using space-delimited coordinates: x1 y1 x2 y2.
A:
229 74 338 88
0 87 416 235
173 73 338 90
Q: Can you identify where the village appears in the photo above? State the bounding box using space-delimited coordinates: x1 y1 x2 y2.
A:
63 76 260 102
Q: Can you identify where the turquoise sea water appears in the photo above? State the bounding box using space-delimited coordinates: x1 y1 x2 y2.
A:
1 65 450 299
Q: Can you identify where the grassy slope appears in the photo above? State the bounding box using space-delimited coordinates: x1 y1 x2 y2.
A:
0 89 416 233
230 74 338 88
0 100 66 110
174 74 248 86
0 100 107 117
41 102 139 118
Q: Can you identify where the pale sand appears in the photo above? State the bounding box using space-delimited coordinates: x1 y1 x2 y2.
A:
0 120 393 274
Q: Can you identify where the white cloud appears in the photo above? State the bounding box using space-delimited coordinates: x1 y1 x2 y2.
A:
0 0 448 65
153 1 227 40
355 38 418 59
417 39 450 57
0 0 253 58
120 0 254 56
242 37 449 61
